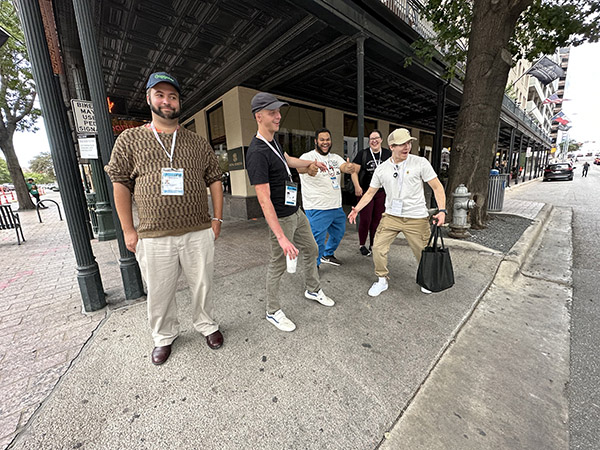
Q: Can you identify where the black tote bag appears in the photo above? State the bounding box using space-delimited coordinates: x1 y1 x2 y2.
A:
416 224 455 292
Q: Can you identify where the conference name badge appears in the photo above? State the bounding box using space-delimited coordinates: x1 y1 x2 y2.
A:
285 181 298 206
161 168 184 196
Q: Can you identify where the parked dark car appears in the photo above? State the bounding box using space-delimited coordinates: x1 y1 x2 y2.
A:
543 163 574 181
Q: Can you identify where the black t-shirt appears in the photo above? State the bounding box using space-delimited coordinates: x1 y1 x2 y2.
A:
246 136 299 218
353 147 392 191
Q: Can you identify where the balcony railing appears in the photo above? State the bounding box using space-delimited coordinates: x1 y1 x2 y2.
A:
503 95 550 142
379 0 437 40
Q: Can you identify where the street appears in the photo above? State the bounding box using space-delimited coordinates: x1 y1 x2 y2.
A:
507 158 600 450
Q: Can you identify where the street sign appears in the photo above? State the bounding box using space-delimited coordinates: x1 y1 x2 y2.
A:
70 99 97 134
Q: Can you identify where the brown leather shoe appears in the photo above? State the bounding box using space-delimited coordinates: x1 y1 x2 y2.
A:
206 330 223 350
151 345 172 365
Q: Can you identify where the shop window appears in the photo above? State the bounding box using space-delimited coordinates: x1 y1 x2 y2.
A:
343 114 377 162
183 119 196 133
207 103 228 174
277 102 325 158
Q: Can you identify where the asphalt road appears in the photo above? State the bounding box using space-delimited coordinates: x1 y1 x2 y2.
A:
507 158 600 450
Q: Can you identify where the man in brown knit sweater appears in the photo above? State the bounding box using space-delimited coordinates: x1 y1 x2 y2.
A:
105 72 224 365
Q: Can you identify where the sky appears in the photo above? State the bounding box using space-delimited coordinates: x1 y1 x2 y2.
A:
560 42 600 152
7 42 600 169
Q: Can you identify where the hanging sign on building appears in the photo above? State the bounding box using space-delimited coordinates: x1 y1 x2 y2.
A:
228 147 245 171
71 99 97 134
526 147 532 158
78 137 98 159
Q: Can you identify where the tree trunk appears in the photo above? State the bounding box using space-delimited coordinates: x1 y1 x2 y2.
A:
446 0 533 229
0 137 36 210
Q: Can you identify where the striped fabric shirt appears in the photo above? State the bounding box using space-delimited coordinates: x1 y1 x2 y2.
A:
105 125 222 238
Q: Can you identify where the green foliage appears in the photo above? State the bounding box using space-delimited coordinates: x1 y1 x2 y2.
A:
414 0 600 73
0 0 41 134
568 139 582 153
0 156 10 183
28 151 55 179
23 171 53 184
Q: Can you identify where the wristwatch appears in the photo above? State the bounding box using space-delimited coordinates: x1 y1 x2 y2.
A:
438 209 447 213
212 218 223 223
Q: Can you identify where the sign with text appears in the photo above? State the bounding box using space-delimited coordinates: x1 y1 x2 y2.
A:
71 99 97 134
78 137 98 159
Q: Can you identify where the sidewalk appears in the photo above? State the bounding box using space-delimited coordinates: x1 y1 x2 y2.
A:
0 190 568 449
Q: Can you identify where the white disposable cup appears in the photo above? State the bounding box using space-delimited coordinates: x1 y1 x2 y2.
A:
286 253 297 273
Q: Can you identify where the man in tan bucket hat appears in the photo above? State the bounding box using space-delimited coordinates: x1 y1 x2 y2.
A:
348 128 447 297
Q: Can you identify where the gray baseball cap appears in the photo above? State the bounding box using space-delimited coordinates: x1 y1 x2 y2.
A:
251 92 288 114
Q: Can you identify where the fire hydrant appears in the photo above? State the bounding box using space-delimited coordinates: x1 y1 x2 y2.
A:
448 184 475 239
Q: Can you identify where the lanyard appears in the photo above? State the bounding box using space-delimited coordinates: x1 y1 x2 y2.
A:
257 133 292 180
370 148 382 168
151 122 178 167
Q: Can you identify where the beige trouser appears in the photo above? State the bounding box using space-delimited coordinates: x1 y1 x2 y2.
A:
267 209 320 314
136 228 218 347
372 214 431 278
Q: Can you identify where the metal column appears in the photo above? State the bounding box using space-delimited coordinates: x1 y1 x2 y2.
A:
16 0 105 311
72 0 144 299
72 67 116 241
507 128 516 177
432 81 448 174
356 35 365 154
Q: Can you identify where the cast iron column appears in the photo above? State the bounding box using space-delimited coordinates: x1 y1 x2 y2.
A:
356 36 365 154
16 0 105 311
522 137 530 183
514 133 524 185
507 128 516 176
72 66 116 241
71 0 144 299
432 81 448 174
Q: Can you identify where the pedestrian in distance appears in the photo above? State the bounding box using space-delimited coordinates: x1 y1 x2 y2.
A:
348 128 447 297
26 178 46 208
105 72 224 365
297 128 359 267
582 161 590 177
245 92 336 332
350 130 391 256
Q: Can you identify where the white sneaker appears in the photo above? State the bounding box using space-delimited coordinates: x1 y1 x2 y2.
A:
266 309 296 332
368 279 388 297
420 286 432 294
304 289 335 306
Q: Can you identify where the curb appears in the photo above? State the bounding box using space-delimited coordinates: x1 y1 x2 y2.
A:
505 176 541 192
493 203 553 284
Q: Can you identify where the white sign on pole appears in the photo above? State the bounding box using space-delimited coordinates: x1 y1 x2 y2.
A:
71 99 97 134
526 147 532 158
78 137 98 159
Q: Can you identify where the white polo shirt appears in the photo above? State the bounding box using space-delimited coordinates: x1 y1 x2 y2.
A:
370 154 437 218
299 149 345 210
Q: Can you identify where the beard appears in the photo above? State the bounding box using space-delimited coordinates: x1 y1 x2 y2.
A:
150 103 181 120
316 145 330 155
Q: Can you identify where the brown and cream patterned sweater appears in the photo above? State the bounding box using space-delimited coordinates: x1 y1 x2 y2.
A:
105 125 222 238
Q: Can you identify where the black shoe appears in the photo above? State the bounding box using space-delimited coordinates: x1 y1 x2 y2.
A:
359 246 372 256
321 255 342 266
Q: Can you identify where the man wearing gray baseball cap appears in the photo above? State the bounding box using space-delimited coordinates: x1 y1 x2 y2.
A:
348 128 447 297
246 92 336 332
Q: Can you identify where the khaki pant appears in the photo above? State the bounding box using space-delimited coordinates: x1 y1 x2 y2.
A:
267 209 320 314
372 214 430 278
136 228 218 347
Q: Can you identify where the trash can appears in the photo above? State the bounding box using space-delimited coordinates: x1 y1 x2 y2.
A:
488 174 509 212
